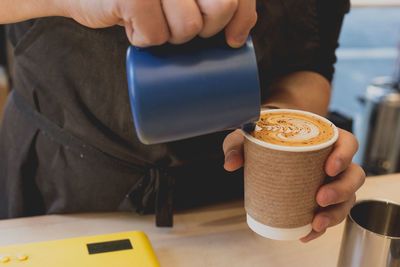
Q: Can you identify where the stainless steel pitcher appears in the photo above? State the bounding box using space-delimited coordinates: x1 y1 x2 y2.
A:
353 76 400 175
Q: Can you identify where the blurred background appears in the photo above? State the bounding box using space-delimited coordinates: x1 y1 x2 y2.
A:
1 0 400 174
330 0 400 118
329 1 400 175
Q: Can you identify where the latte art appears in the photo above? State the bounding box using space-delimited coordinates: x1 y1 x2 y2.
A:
251 111 335 147
256 118 320 141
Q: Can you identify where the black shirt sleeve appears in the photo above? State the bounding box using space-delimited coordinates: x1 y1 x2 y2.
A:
251 0 350 100
311 0 350 81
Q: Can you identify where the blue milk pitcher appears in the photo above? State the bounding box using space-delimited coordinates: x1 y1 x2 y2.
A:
126 34 261 145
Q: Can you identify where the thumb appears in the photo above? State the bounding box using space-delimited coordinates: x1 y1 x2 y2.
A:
223 129 245 171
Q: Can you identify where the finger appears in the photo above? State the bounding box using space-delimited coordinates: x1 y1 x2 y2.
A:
312 194 356 233
124 21 134 44
325 129 359 177
197 0 238 38
162 0 203 44
300 229 326 243
122 0 170 46
224 0 257 48
117 20 125 27
317 162 365 207
223 129 244 171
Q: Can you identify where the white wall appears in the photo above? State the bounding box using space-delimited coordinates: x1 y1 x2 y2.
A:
352 0 400 7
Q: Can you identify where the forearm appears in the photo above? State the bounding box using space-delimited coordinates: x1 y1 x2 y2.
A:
0 0 65 24
263 71 331 117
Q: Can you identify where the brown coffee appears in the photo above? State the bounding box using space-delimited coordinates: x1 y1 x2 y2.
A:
250 111 335 147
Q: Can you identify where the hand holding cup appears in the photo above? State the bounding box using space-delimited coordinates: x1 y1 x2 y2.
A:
223 109 366 241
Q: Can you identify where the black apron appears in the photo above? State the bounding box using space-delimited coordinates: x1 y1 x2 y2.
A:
0 0 350 225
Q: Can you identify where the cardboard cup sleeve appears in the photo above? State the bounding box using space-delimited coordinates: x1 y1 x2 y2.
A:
243 109 338 240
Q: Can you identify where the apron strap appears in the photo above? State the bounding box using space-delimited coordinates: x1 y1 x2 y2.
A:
12 90 175 226
12 90 141 168
127 167 174 227
153 168 174 227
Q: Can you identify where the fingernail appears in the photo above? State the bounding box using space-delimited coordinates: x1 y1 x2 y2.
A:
225 150 239 164
229 35 248 48
322 188 336 206
236 34 248 43
319 216 330 231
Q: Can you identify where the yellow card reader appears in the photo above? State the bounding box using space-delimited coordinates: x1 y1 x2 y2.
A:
0 231 160 266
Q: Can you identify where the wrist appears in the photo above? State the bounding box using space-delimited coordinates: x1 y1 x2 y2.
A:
44 0 70 17
263 71 331 116
0 0 70 24
18 0 65 19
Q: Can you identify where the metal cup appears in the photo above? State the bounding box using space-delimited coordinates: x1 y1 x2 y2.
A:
337 199 400 267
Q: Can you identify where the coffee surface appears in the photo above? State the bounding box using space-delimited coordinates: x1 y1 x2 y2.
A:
250 111 335 147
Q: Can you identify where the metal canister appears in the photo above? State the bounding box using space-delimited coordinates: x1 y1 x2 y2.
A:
337 200 400 267
353 76 400 175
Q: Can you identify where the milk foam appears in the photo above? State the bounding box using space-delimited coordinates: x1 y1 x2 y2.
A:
251 111 335 147
274 119 318 141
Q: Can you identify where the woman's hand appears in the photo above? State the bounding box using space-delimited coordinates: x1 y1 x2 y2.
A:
223 128 366 242
61 0 257 47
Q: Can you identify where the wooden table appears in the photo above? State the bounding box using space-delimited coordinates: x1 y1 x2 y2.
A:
0 174 399 267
